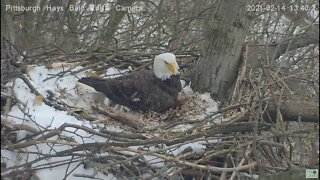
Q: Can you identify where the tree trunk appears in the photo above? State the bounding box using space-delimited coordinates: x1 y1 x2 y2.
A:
191 0 256 102
102 0 135 48
1 0 16 47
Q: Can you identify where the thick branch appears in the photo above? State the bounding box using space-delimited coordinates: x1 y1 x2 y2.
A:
247 32 319 68
264 101 319 123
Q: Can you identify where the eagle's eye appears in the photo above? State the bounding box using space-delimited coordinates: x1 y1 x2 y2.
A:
164 61 169 64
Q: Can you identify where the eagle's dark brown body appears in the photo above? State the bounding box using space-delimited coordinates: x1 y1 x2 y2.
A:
78 70 182 113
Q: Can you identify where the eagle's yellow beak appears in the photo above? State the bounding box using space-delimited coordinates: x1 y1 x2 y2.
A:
166 63 176 74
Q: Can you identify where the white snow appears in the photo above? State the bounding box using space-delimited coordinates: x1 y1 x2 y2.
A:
170 142 206 156
180 84 193 97
2 66 114 179
200 92 218 114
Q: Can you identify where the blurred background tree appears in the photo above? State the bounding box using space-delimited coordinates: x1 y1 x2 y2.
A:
1 0 318 103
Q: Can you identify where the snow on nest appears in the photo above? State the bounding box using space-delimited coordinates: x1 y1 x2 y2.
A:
2 65 122 179
174 83 219 121
2 64 220 179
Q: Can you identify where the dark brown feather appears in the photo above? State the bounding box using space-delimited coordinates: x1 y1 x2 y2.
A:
78 70 182 113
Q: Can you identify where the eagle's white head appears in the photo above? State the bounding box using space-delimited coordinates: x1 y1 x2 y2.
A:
153 53 180 80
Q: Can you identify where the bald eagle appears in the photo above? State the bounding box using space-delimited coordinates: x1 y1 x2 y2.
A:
78 53 182 113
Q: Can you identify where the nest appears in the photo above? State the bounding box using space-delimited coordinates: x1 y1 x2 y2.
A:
2 59 318 180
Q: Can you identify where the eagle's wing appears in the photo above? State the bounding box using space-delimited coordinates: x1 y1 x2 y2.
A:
78 70 177 112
